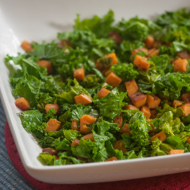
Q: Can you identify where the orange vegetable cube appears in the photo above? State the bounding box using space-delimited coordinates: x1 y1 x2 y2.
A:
113 139 127 153
134 55 150 71
71 120 79 131
145 36 154 49
98 88 111 99
125 80 139 97
173 100 184 108
71 139 79 147
177 51 190 59
73 68 85 81
74 94 92 105
151 131 166 142
168 150 184 155
173 58 188 72
113 114 123 128
60 39 72 48
46 119 61 133
105 72 122 87
130 92 147 107
180 103 190 117
150 110 157 119
104 53 118 65
131 48 148 58
80 115 96 134
120 124 132 136
187 137 190 144
82 133 95 142
141 106 151 119
45 103 60 115
109 31 123 45
147 48 159 58
104 70 113 77
15 97 30 111
105 156 118 161
181 92 190 103
123 104 139 110
147 95 161 109
36 60 52 74
21 40 33 52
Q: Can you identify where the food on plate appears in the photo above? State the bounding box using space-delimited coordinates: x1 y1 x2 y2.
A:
6 8 190 166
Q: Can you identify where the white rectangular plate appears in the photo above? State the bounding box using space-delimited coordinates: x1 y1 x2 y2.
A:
0 0 190 184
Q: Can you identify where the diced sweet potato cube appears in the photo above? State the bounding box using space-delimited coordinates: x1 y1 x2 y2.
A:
130 92 147 107
104 53 118 65
73 68 85 81
15 97 30 111
71 120 79 131
150 110 157 119
123 104 139 110
104 70 113 77
95 61 103 71
173 100 184 108
45 103 60 115
180 103 190 117
105 72 122 87
109 31 123 45
173 58 188 72
42 148 58 155
80 115 96 134
187 137 190 144
141 106 151 119
134 55 150 71
147 95 161 109
46 119 61 133
147 48 159 58
145 36 154 49
21 40 33 52
151 131 166 142
131 48 148 58
125 80 139 97
74 94 92 105
60 39 72 48
105 156 118 161
71 139 79 147
177 51 190 59
83 133 95 142
36 60 52 74
98 88 111 99
120 124 132 136
113 139 127 153
168 149 184 155
113 114 123 128
152 40 162 48
181 92 190 103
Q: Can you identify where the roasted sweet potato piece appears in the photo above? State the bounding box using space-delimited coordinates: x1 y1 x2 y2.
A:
147 48 159 57
152 40 162 48
46 119 61 133
113 114 123 128
98 88 111 99
104 53 118 66
105 156 118 161
125 80 139 97
141 106 151 119
131 48 148 58
150 110 157 119
45 103 60 115
15 97 30 111
42 147 58 155
21 40 33 52
173 100 184 108
73 68 85 81
120 124 132 135
181 92 190 103
173 58 188 72
71 139 80 147
104 70 113 77
74 94 92 105
113 139 127 153
168 149 184 155
95 61 103 71
60 39 72 48
105 72 122 87
130 92 147 108
145 36 154 49
80 115 96 134
123 104 139 110
187 137 190 144
147 95 161 109
83 133 95 142
36 60 52 74
71 120 79 131
180 103 190 117
134 55 150 71
109 31 123 45
151 131 166 142
177 51 190 59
